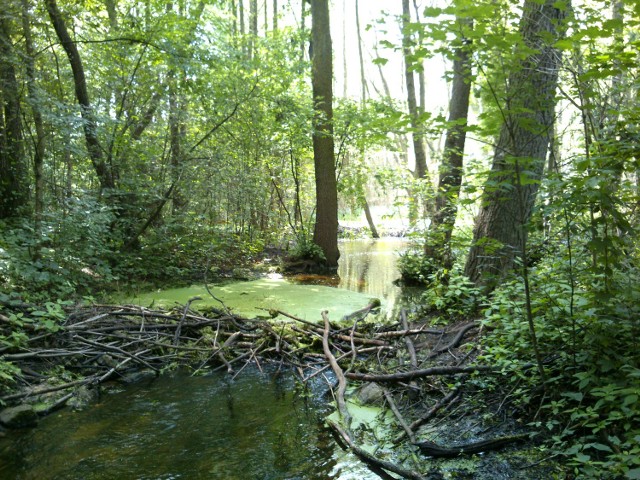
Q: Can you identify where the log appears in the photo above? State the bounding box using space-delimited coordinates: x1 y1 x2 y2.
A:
415 433 529 457
346 365 493 383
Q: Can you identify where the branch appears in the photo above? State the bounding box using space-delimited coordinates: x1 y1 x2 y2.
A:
345 364 492 383
322 310 350 426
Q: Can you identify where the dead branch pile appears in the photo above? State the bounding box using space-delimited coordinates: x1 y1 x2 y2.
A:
1 300 506 479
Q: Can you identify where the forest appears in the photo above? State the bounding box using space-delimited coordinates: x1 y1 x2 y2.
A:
0 0 639 478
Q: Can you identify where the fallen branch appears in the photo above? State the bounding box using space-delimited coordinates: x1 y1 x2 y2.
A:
346 364 493 383
415 433 529 457
321 310 350 426
327 418 425 480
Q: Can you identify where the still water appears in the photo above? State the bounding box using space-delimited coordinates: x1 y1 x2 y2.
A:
0 239 409 479
125 238 411 322
1 368 377 479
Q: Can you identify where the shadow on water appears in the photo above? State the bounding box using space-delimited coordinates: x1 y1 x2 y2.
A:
0 367 379 479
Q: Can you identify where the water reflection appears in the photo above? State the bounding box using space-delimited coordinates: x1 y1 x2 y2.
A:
0 368 376 479
294 238 418 321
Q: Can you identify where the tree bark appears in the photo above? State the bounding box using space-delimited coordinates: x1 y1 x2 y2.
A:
426 16 473 268
45 0 115 191
21 0 47 226
272 0 277 31
311 0 339 267
0 12 28 218
464 0 567 289
249 0 257 58
401 0 428 182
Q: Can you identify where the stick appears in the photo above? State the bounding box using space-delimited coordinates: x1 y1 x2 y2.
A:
173 296 202 346
321 310 350 426
383 388 415 443
401 309 418 369
345 364 493 383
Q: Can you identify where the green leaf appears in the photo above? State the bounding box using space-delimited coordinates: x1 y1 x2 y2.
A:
562 391 584 402
372 57 388 66
554 39 573 50
627 468 640 479
575 452 591 462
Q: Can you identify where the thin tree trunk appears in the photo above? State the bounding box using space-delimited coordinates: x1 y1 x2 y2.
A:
230 0 237 37
21 0 47 226
464 0 567 289
412 0 426 117
373 34 392 99
355 0 368 101
45 0 115 191
0 14 28 218
342 0 347 98
401 0 428 182
300 0 306 61
272 0 277 31
426 16 473 269
249 0 257 58
355 0 378 239
311 0 339 267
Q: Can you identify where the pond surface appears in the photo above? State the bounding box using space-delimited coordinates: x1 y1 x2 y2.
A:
127 238 413 323
0 238 411 479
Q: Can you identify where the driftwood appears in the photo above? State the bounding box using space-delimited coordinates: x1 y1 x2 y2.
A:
345 364 493 383
327 419 426 480
321 311 426 480
415 433 530 457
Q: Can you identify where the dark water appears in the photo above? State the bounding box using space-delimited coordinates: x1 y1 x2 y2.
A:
0 368 377 479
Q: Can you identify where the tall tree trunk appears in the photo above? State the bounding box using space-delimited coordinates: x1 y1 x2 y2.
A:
21 0 46 226
249 0 257 58
272 0 277 31
45 0 115 191
0 13 28 218
311 0 339 267
401 0 428 182
355 0 378 239
426 16 473 269
464 0 567 289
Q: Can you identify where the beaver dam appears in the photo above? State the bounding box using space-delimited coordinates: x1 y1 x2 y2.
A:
0 240 558 479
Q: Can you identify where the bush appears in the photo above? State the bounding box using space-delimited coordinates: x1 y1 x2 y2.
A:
478 252 640 478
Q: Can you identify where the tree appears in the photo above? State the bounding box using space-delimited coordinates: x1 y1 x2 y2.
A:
464 0 568 289
0 7 28 218
354 0 379 239
45 0 115 192
401 0 428 186
21 0 46 226
426 14 473 270
310 0 339 267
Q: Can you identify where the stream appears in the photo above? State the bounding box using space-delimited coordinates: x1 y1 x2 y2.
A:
0 238 412 479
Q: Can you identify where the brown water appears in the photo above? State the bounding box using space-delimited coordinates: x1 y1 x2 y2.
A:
1 368 377 479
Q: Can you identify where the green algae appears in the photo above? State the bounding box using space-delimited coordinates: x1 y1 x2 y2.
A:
123 276 383 322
